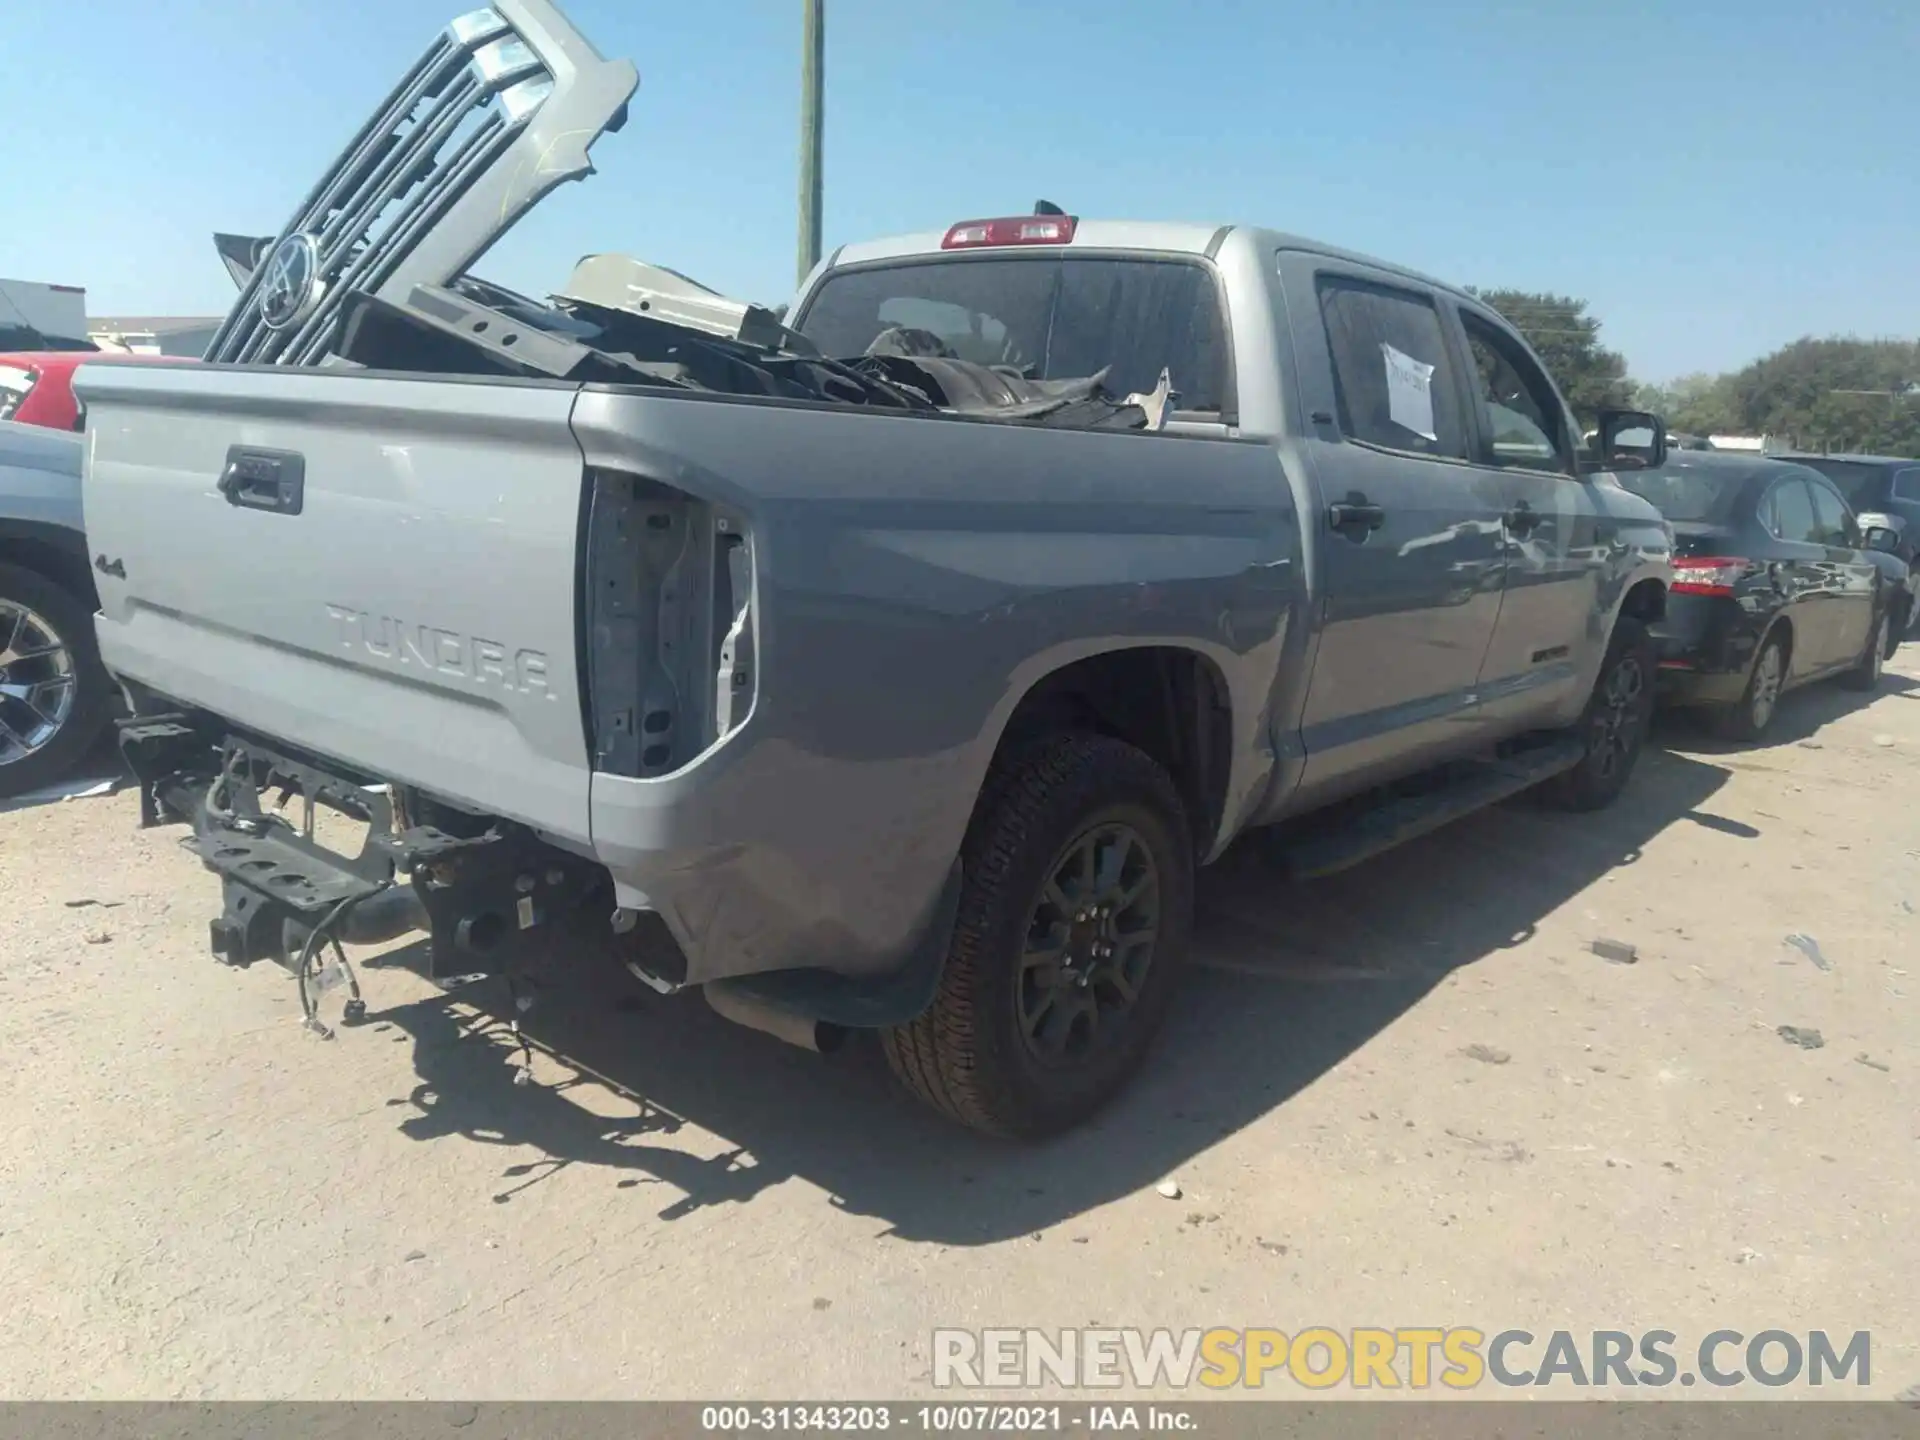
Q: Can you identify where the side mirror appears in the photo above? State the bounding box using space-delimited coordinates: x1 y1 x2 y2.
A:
1595 408 1669 471
1859 512 1903 553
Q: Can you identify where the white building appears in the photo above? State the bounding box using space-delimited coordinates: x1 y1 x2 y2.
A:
87 315 223 358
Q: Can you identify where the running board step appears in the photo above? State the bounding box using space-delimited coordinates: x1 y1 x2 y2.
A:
1270 737 1587 881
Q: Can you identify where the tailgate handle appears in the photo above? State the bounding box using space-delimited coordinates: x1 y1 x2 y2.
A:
218 447 305 515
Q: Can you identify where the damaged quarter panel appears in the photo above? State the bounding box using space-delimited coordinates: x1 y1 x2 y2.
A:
571 389 1301 985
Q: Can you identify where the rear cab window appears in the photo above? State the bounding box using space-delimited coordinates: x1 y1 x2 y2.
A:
795 254 1231 420
1618 465 1750 524
1892 467 1920 501
1312 277 1469 459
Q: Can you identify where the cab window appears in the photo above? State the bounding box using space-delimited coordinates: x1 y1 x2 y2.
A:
1458 312 1573 474
1315 277 1469 460
1766 479 1820 543
1806 478 1856 547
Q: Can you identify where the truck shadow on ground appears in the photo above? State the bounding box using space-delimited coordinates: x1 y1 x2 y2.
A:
363 746 1733 1245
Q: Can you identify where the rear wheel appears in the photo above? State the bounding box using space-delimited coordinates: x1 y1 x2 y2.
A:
1843 611 1889 691
1544 616 1654 812
881 733 1194 1140
1711 630 1788 741
0 563 113 801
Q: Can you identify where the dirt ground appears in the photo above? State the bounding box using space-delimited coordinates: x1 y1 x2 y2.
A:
1 656 1916 1402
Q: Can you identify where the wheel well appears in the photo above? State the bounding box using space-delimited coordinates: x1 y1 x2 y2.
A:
992 647 1232 849
1763 615 1794 669
0 532 95 609
1619 577 1666 625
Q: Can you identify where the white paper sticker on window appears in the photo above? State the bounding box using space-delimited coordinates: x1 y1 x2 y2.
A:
1381 342 1437 442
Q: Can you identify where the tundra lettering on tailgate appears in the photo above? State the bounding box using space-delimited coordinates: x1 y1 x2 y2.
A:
324 604 554 698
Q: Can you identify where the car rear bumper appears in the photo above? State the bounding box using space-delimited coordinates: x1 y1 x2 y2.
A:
1651 593 1766 708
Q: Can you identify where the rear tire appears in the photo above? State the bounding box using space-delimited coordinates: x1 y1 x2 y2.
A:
1843 611 1889 691
1710 630 1788 742
0 562 113 802
1543 615 1654 812
881 733 1194 1140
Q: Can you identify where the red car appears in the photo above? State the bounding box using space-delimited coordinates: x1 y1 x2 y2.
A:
0 350 188 432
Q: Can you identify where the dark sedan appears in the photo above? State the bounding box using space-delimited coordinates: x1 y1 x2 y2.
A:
1617 452 1906 739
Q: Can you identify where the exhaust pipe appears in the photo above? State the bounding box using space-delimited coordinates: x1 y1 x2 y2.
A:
704 980 846 1054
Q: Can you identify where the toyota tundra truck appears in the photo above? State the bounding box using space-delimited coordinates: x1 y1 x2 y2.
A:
74 0 1673 1138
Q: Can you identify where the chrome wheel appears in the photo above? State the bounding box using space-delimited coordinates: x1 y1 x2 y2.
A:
1749 642 1784 731
0 599 77 766
1016 821 1162 1065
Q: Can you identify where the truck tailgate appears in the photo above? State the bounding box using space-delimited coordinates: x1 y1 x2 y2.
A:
77 363 593 844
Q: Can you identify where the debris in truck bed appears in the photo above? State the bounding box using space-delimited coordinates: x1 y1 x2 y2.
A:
334 274 1167 433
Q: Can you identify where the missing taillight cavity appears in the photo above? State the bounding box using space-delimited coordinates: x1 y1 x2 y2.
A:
941 215 1078 249
1672 557 1752 596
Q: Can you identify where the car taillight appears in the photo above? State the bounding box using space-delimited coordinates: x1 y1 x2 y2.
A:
941 215 1078 249
1672 556 1753 596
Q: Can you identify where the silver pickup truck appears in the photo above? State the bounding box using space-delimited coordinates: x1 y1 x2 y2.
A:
76 0 1672 1138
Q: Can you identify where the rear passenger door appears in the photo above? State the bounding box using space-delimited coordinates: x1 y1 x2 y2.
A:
1760 476 1843 675
1280 257 1511 802
1450 303 1603 724
1806 475 1878 663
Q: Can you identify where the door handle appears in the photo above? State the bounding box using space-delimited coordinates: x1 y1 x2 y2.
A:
218 446 305 515
1327 497 1386 536
1504 501 1543 536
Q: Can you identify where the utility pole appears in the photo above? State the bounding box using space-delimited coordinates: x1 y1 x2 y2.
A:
798 0 825 286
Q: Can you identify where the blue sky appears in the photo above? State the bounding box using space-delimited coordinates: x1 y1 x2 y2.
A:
4 0 1915 381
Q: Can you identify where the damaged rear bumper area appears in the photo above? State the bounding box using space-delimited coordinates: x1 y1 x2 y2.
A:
118 719 612 1028
115 693 961 1047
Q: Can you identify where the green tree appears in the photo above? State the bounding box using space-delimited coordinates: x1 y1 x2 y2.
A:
1636 372 1743 438
1727 337 1920 453
1466 289 1635 427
